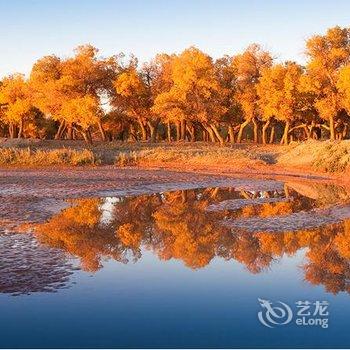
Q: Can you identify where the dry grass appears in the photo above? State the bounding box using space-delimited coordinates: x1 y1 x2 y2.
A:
115 145 268 168
278 140 350 173
0 148 98 166
0 138 283 167
1 139 349 174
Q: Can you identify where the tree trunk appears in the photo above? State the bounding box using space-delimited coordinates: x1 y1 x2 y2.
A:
204 125 216 142
252 118 259 143
262 120 270 144
187 123 195 142
148 122 155 142
9 123 15 139
98 120 106 141
237 119 250 143
81 131 88 143
281 120 290 145
17 119 24 139
210 124 224 145
343 124 349 139
55 120 66 140
87 129 92 143
228 125 235 144
304 125 311 140
180 119 187 141
147 119 160 143
67 124 73 140
167 121 172 142
81 129 93 144
129 125 137 142
202 128 208 142
176 120 181 141
137 118 147 141
269 126 275 144
329 115 335 141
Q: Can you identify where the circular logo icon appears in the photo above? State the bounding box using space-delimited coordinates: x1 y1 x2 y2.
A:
258 298 293 328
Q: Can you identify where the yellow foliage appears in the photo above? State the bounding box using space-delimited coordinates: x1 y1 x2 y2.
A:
0 74 32 125
153 47 226 124
232 44 272 122
61 95 100 130
257 62 304 123
302 26 350 139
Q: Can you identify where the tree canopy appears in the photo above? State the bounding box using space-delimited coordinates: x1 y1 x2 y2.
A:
1 26 350 143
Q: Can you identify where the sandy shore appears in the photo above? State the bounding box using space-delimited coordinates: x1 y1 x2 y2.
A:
0 164 339 199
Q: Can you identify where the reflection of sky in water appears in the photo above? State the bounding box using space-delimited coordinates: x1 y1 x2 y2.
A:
1 249 350 348
99 196 120 225
1 181 350 348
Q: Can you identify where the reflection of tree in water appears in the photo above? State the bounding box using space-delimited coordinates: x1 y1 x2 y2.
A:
34 184 350 294
34 199 136 272
0 232 76 296
304 221 350 294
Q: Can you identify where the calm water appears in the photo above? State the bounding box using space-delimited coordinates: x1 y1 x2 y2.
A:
1 178 350 348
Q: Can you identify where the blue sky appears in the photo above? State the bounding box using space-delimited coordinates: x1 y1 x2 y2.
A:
1 0 350 78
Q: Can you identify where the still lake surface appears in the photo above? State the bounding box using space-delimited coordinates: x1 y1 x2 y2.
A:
1 176 350 348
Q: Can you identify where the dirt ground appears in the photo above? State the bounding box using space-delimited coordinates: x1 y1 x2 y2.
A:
0 166 318 200
0 138 348 184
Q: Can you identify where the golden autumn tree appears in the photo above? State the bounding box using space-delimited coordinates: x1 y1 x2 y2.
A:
113 54 174 143
337 65 350 111
30 45 116 142
153 47 226 144
30 55 70 139
257 62 304 144
113 62 152 141
336 65 350 137
62 45 117 141
214 55 240 143
232 44 272 143
0 74 33 138
141 54 175 142
60 95 101 143
257 64 285 144
102 109 133 141
303 26 350 140
2 26 350 143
